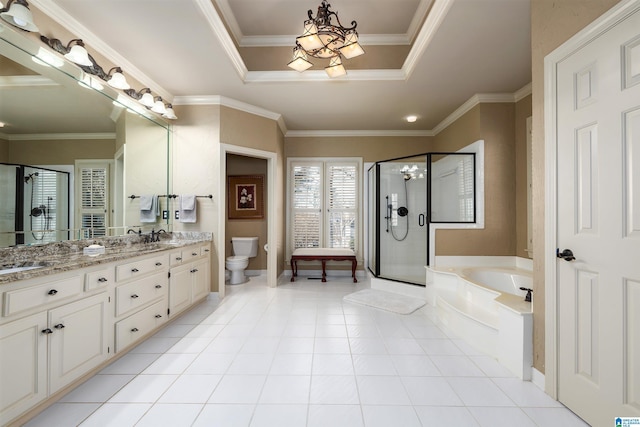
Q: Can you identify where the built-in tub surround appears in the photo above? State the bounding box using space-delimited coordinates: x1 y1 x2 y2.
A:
426 264 533 380
0 231 213 284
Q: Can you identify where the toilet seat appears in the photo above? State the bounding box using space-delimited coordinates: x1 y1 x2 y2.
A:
226 255 248 263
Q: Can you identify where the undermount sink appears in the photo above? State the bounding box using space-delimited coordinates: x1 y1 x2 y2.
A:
0 261 51 275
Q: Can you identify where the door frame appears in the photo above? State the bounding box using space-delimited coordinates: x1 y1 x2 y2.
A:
218 144 278 298
543 0 640 399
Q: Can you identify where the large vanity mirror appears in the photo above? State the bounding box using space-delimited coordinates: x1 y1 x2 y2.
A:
0 24 171 248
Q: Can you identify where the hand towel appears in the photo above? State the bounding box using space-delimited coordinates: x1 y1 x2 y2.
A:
140 194 159 223
179 195 197 223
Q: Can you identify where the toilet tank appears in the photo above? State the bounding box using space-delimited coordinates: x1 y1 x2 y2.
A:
231 237 259 257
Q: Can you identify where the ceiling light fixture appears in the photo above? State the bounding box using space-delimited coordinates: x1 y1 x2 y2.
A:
163 104 177 120
0 0 39 32
288 0 364 78
151 96 167 114
124 88 155 108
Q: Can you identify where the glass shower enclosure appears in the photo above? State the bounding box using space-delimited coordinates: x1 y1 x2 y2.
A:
368 152 476 286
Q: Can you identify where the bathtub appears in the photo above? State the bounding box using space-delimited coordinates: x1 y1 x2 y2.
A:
459 267 532 297
426 265 533 379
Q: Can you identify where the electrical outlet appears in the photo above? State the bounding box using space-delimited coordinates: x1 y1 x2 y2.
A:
174 210 180 220
162 210 168 220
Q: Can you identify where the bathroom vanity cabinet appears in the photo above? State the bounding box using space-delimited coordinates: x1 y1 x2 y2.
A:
0 241 211 426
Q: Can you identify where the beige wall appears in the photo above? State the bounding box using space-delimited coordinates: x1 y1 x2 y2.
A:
530 0 620 374
226 154 268 270
515 95 533 258
285 136 433 160
0 138 8 162
172 104 222 291
6 139 115 164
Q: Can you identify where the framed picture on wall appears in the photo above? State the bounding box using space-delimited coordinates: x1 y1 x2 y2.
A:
228 175 264 219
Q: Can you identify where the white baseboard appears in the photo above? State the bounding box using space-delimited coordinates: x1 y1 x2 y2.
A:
531 367 545 391
245 269 266 277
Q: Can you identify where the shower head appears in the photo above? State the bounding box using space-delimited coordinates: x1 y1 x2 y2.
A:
24 172 39 183
403 173 412 181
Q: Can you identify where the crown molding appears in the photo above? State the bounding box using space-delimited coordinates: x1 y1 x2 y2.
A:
2 132 116 141
286 129 434 138
431 93 517 135
0 75 59 87
213 0 242 46
244 68 406 83
30 0 172 100
514 82 532 102
194 0 248 81
407 0 436 43
403 0 454 80
173 95 287 135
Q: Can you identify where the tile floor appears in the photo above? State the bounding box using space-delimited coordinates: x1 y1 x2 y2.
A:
23 275 589 427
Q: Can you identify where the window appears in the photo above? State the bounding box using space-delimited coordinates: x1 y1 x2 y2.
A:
76 161 110 238
289 159 360 255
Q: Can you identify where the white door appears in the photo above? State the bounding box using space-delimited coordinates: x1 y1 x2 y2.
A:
556 6 640 426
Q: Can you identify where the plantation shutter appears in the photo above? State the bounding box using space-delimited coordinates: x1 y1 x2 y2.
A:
457 156 475 222
289 159 359 255
327 164 357 250
31 170 58 243
78 163 109 238
291 163 322 249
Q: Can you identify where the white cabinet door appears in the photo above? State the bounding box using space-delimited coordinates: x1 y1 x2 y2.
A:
169 264 192 317
191 258 210 303
48 293 109 393
0 312 47 425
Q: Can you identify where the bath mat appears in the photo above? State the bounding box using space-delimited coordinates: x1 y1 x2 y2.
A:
343 289 426 315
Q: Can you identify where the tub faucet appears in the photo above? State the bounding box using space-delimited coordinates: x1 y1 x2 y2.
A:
519 287 533 302
127 228 141 235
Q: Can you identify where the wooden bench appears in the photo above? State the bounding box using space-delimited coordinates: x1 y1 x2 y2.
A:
290 248 357 283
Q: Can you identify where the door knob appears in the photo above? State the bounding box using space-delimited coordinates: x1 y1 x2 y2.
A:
556 248 575 261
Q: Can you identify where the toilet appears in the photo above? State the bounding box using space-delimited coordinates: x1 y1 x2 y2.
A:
225 237 259 285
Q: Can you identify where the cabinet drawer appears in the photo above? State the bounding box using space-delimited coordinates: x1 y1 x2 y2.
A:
85 266 115 291
116 254 169 281
169 250 185 267
115 272 168 317
115 298 167 352
3 275 83 317
183 248 201 262
200 245 211 257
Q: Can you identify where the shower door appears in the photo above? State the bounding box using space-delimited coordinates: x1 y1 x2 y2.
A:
377 155 428 285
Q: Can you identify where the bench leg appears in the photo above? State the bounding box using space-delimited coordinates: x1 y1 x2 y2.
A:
352 259 358 283
290 259 296 282
321 260 327 282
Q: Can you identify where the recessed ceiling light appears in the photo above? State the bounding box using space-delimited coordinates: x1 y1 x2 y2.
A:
0 122 5 128
406 115 417 123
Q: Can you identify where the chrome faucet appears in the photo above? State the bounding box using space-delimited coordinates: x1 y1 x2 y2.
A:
127 228 141 235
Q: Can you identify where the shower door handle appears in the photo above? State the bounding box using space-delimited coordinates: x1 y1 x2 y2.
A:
418 214 425 227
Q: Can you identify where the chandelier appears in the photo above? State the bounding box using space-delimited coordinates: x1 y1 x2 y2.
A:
288 1 364 78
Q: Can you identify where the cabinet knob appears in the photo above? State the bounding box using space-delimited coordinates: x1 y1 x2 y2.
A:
204 249 210 252
47 289 58 295
192 252 198 256
131 328 139 332
98 277 108 282
41 328 53 334
190 269 198 273
176 257 182 261
54 323 65 329
131 294 139 299
131 268 139 273
155 262 162 266
155 284 162 289
155 314 162 318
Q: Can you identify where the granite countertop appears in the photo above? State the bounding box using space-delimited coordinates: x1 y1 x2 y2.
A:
0 232 212 285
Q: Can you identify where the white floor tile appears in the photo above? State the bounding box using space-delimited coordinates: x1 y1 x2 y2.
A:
157 374 221 403
227 353 274 375
390 355 441 377
184 352 236 375
135 403 202 427
418 338 465 355
353 355 397 376
347 324 381 338
384 338 426 355
166 337 213 354
492 377 563 407
99 353 160 375
240 337 281 354
317 314 346 325
447 378 516 407
349 338 388 354
109 374 178 403
277 337 314 353
361 405 421 427
357 376 411 405
185 323 225 338
208 375 266 404
521 407 591 427
307 405 364 427
23 403 100 427
310 375 359 404
204 336 247 354
344 314 375 325
249 404 308 427
142 353 198 375
78 403 150 427
283 324 317 337
401 377 464 406
467 406 537 427
313 354 355 375
414 406 480 426
152 323 195 338
469 356 515 378
259 375 311 404
59 374 134 402
314 337 351 354
192 404 255 427
128 337 180 354
430 355 486 377
315 324 348 337
270 353 313 375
